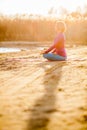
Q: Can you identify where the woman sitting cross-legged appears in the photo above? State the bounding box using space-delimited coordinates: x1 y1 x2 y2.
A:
42 21 67 61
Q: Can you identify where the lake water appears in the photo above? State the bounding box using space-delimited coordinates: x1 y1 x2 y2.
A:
0 47 21 53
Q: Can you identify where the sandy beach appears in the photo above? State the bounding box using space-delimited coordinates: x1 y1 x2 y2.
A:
0 43 87 130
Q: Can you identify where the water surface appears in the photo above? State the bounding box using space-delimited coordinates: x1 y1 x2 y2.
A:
0 47 21 53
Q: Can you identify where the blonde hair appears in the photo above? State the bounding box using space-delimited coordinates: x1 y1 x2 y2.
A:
55 21 66 32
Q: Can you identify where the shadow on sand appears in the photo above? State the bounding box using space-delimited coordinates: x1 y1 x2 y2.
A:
26 61 66 130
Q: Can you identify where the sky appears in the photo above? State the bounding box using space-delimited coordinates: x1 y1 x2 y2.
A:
0 0 87 16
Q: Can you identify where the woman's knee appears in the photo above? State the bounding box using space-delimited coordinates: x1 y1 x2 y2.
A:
43 54 48 58
43 53 53 60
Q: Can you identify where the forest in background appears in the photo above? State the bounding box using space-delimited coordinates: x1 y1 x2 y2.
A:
0 9 87 45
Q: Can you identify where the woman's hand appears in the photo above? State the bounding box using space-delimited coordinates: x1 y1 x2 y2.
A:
40 48 47 54
40 50 46 54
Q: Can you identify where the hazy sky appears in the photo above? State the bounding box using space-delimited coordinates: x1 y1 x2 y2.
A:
0 0 87 16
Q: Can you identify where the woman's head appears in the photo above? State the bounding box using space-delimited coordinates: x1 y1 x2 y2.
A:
55 21 66 33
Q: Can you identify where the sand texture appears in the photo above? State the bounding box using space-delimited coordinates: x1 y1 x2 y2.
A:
0 43 87 130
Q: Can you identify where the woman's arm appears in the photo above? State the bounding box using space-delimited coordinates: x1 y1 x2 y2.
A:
51 48 56 53
43 44 55 53
42 34 62 54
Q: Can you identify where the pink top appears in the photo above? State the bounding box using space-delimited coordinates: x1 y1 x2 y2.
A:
45 33 67 57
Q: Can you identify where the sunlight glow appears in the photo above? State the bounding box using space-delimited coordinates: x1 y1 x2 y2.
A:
0 0 86 16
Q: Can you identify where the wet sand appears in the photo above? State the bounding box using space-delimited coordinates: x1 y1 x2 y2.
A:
0 43 87 130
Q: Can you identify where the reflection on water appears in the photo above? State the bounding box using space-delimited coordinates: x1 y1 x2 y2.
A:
0 47 21 53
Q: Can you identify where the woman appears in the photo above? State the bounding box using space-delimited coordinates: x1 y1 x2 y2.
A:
42 21 67 61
